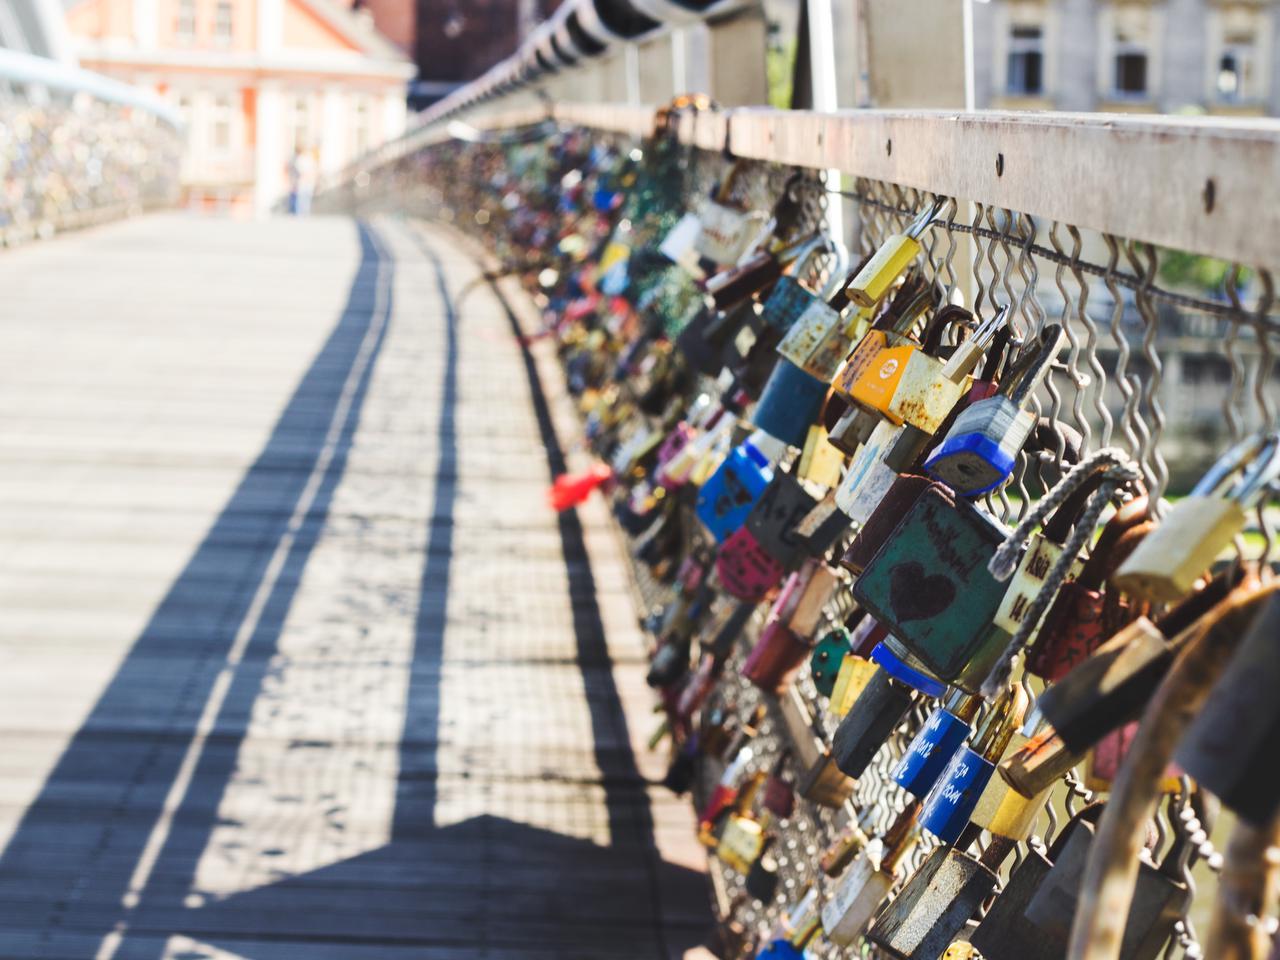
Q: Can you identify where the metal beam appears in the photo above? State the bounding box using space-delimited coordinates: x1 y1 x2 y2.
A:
359 102 1280 267
561 104 1280 267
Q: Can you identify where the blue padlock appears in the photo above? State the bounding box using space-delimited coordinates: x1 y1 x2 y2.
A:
919 684 1028 844
891 689 981 798
869 642 945 698
754 941 804 960
751 358 828 449
695 433 778 542
924 324 1065 495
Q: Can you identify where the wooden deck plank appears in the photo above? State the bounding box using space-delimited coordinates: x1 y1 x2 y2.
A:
0 215 708 959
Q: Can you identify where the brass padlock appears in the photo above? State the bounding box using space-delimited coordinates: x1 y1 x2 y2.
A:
999 724 1087 800
845 197 946 308
827 651 880 717
715 771 768 874
969 727 1054 841
796 424 846 489
1114 430 1280 603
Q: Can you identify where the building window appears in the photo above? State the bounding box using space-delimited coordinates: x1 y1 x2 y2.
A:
211 94 234 152
176 0 196 41
1216 34 1256 102
174 93 193 127
1006 25 1044 95
352 97 370 159
1113 33 1148 97
214 0 233 43
291 96 312 152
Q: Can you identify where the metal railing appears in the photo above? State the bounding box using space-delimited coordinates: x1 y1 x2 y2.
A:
0 48 182 245
320 100 1280 959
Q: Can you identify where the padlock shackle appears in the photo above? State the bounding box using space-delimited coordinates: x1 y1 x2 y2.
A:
1189 429 1279 499
921 304 973 355
817 242 851 302
1041 469 1139 546
970 683 1029 760
880 276 937 338
979 325 1015 383
904 196 948 241
713 158 752 206
940 687 983 722
1074 494 1152 590
999 323 1066 407
1227 431 1280 507
784 232 840 294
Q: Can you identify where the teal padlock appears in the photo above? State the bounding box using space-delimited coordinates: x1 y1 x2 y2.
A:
850 481 1015 682
809 630 851 697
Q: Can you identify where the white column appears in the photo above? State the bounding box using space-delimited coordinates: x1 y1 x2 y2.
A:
255 82 285 215
381 90 406 143
320 86 344 174
806 0 843 242
133 0 158 49
258 0 282 55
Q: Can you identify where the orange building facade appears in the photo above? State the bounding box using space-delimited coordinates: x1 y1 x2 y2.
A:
66 0 415 213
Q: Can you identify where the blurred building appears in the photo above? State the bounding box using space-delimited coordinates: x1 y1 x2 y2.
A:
0 0 76 61
64 0 415 214
973 0 1279 116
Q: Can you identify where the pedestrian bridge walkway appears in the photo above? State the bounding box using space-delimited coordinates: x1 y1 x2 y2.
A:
0 214 707 960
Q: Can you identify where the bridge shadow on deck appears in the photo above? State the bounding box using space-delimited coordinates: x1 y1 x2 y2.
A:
0 221 707 959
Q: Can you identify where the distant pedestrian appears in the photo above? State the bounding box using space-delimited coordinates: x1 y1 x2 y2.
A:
288 147 317 216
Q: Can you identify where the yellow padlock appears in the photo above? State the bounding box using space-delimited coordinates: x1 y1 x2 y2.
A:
1114 431 1280 603
845 197 946 308
715 771 767 874
828 653 879 717
798 425 846 490
969 731 1052 841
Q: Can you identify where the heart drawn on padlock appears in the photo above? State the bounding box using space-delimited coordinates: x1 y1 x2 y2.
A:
888 561 955 623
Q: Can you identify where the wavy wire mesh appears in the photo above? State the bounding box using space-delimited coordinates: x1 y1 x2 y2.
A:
319 120 1280 959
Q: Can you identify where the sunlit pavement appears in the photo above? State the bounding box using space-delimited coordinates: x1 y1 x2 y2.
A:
0 214 708 959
